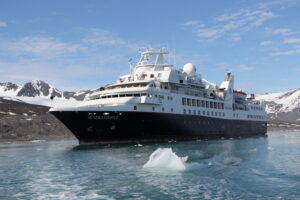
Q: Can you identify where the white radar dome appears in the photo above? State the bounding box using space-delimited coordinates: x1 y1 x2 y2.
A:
183 63 196 76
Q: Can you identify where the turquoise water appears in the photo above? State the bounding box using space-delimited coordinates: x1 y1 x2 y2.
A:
1 131 300 200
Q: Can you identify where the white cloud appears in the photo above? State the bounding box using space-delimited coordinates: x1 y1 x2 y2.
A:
181 20 202 26
293 67 300 71
260 40 274 45
231 33 241 41
236 64 255 72
182 8 276 40
283 38 300 44
271 48 300 56
273 28 291 35
1 36 83 59
0 21 7 27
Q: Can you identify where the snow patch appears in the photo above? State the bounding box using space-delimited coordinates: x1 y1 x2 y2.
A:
143 148 188 171
256 88 300 113
8 112 16 115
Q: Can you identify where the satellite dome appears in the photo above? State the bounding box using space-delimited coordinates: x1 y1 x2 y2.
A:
183 63 196 76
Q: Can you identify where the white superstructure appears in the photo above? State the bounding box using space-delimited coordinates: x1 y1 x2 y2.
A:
64 49 267 122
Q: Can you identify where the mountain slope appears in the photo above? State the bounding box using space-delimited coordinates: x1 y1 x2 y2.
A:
256 88 300 122
0 80 93 107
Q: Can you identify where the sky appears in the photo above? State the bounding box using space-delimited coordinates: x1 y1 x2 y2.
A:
0 0 300 93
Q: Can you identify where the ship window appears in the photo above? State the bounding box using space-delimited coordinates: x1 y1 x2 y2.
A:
219 112 221 116
211 111 213 116
197 100 200 107
134 94 140 97
183 109 186 114
206 101 209 108
152 107 155 111
221 103 224 109
171 108 173 112
134 106 137 110
126 94 133 97
193 110 196 115
192 99 196 106
189 110 191 114
207 111 209 116
215 112 218 116
120 94 125 97
223 112 225 116
180 80 183 83
214 102 217 109
102 96 107 99
201 100 205 107
162 107 164 112
150 74 154 78
182 98 187 105
141 93 147 96
198 110 201 115
187 99 191 106
203 111 205 115
112 95 118 98
210 102 213 108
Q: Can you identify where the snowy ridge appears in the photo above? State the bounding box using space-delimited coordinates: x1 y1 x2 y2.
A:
0 80 91 107
256 88 300 113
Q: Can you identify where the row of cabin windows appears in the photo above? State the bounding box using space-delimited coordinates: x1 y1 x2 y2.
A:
248 115 265 119
183 109 225 117
93 93 148 100
182 98 224 109
92 93 173 102
250 106 263 111
134 106 174 113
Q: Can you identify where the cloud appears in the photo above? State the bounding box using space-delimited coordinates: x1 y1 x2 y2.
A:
273 28 291 35
235 64 255 72
293 67 300 71
1 36 83 59
182 8 276 40
0 21 7 27
231 33 241 41
260 40 274 45
82 28 140 51
271 46 300 55
283 38 300 44
0 28 149 90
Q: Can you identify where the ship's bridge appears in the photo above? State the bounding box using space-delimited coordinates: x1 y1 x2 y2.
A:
135 50 173 74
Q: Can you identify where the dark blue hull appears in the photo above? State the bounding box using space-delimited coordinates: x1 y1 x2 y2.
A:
50 110 267 144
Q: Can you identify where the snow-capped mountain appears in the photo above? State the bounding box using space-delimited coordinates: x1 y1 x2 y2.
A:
0 82 21 96
0 80 93 107
17 80 62 98
256 88 300 122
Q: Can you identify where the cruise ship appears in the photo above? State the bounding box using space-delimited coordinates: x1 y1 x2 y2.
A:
50 49 268 144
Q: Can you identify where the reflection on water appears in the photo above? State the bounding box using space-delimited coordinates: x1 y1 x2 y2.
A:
0 131 300 199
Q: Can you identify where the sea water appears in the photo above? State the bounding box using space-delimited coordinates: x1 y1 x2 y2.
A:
1 131 300 200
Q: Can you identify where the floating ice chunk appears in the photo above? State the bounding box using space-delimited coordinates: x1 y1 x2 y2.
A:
143 148 188 171
8 112 16 115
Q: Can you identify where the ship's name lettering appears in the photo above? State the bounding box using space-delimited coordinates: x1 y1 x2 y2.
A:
88 116 119 120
